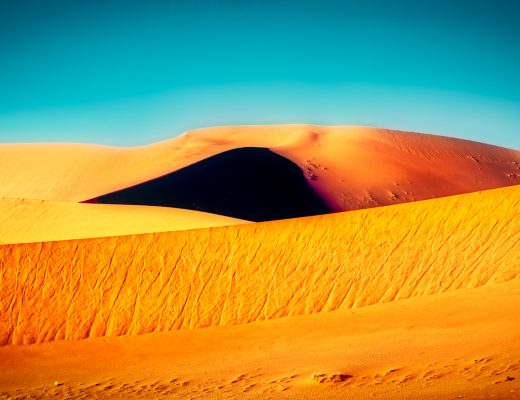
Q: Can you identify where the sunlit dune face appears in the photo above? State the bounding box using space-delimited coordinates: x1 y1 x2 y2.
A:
1 184 518 345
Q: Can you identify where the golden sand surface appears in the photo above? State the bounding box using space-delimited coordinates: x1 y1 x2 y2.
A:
1 128 518 399
1 185 518 346
1 266 519 399
0 197 246 244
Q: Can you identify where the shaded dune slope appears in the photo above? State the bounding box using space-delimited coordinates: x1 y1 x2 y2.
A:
1 185 518 345
86 147 331 221
0 197 247 244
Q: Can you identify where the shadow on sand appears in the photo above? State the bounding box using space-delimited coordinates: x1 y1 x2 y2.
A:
85 147 331 222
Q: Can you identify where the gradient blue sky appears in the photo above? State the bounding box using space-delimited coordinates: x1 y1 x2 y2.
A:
0 0 519 148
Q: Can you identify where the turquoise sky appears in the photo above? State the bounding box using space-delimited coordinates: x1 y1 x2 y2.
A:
0 0 519 148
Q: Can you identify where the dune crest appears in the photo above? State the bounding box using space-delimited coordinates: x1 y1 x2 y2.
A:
1 184 518 345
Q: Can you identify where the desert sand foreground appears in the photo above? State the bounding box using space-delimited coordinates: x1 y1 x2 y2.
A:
1 272 519 399
0 197 246 244
1 126 518 215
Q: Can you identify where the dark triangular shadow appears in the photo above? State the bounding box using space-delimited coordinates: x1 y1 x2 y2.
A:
85 147 331 222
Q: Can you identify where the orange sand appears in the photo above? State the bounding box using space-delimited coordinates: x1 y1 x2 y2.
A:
1 185 518 345
0 126 518 210
0 268 518 399
0 127 519 399
0 197 246 244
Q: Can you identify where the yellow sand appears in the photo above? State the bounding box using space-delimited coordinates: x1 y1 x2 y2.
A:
1 127 519 399
0 271 518 399
0 197 247 244
1 184 518 346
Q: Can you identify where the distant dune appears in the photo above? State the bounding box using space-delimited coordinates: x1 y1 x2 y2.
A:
1 126 518 220
0 197 246 244
1 184 518 345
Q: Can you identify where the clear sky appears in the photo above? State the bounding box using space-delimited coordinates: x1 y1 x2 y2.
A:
0 0 519 148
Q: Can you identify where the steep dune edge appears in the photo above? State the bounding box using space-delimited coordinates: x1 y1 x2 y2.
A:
1 185 519 345
0 197 248 245
0 126 518 209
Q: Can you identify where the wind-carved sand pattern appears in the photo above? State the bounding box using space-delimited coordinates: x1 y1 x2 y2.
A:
0 126 519 399
1 185 519 345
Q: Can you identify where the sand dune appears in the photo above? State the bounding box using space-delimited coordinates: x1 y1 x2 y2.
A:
1 126 518 216
0 197 247 244
1 184 518 345
1 273 518 399
1 127 519 399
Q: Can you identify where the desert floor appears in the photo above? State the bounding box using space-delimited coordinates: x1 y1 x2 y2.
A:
1 279 519 399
